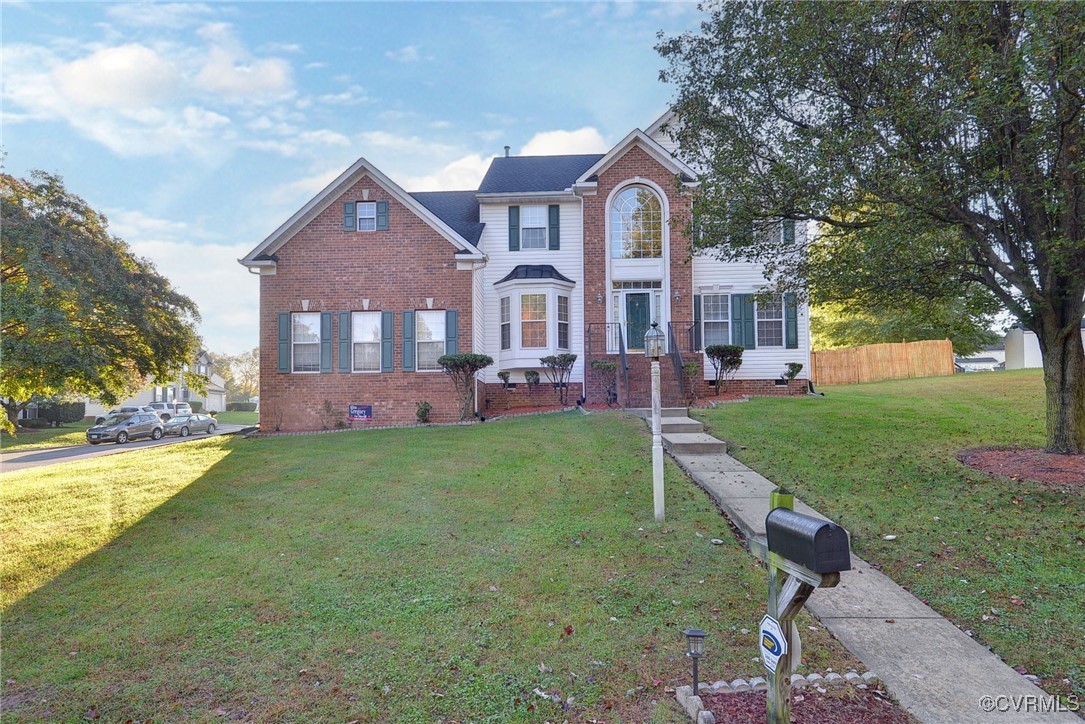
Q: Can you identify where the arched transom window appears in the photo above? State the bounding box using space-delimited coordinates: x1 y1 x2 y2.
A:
610 186 663 259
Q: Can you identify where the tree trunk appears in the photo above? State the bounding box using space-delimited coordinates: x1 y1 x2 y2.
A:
1036 322 1085 454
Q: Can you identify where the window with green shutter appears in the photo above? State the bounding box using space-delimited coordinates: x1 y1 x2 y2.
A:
508 205 520 251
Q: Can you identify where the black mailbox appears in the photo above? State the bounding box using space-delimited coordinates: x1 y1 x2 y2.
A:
765 508 850 574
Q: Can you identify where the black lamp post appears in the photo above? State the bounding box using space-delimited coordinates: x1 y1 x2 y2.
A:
684 628 707 694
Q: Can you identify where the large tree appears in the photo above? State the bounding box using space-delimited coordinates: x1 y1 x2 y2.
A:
1 171 202 430
658 1 1085 452
211 347 259 402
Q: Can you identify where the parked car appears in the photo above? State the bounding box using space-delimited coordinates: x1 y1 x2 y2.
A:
162 413 217 437
86 413 165 445
149 401 193 420
95 405 158 425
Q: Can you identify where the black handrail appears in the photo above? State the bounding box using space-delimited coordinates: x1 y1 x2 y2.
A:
668 321 686 399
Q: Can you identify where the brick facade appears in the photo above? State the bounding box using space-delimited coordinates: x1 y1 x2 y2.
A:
259 175 472 431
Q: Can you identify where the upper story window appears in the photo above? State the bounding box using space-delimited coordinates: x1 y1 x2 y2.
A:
521 206 547 249
356 202 377 231
416 310 446 371
610 186 663 259
352 311 381 372
292 312 321 373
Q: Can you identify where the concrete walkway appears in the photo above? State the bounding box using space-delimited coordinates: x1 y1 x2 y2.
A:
643 411 1079 723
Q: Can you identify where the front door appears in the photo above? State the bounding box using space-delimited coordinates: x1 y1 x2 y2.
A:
625 293 650 351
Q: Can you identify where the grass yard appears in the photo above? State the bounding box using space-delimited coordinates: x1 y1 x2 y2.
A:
694 369 1084 699
212 410 260 426
0 421 93 453
1 412 858 721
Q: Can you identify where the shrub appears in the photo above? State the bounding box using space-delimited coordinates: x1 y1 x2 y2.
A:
683 360 701 404
416 401 432 424
497 370 512 409
190 401 203 412
705 344 744 395
784 362 804 381
539 353 577 406
590 359 618 406
318 399 341 430
437 353 495 420
226 402 258 412
38 400 86 426
18 418 53 429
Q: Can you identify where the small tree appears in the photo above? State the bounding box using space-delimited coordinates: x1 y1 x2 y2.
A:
438 353 494 420
783 363 804 382
38 399 86 427
590 359 618 407
497 370 512 409
683 361 701 405
318 399 341 430
705 344 743 396
540 353 577 406
415 401 432 424
524 370 541 405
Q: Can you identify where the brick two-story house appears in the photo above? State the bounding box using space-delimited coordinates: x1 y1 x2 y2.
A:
241 112 810 431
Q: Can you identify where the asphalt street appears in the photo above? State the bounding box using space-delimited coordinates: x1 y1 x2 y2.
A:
0 424 250 473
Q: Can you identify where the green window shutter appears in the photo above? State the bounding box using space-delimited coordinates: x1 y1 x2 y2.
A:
508 205 520 251
320 312 333 373
785 293 799 349
277 313 291 372
445 309 458 355
343 201 356 231
693 294 702 351
743 296 757 350
381 311 394 372
783 219 796 244
731 294 744 348
548 204 560 250
338 312 352 372
402 310 415 371
376 200 389 231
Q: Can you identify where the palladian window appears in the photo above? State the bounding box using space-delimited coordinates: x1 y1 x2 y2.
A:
610 186 663 259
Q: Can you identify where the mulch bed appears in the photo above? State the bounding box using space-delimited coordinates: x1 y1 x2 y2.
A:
700 689 916 723
957 447 1084 487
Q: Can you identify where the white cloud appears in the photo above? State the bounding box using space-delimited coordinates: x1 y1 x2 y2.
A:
106 3 215 28
318 85 367 105
358 131 459 158
52 44 181 108
398 154 492 192
267 167 345 207
520 127 609 156
193 24 294 102
385 45 422 63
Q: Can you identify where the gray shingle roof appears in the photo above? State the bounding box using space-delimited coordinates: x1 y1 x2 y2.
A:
478 154 605 194
495 264 575 285
409 191 485 247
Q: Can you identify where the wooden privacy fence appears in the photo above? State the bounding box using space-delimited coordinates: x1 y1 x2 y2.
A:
810 339 955 386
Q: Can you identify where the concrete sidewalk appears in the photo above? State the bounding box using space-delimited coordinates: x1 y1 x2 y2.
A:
663 422 1079 723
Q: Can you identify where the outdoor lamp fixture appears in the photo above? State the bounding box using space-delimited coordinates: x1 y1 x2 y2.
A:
644 321 666 359
684 628 707 694
645 321 666 522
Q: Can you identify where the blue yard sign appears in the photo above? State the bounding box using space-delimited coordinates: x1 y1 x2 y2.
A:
348 404 372 422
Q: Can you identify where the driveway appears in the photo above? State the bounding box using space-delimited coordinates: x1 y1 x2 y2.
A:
0 424 251 474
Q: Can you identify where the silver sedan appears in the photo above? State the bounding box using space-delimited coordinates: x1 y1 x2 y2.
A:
162 413 218 437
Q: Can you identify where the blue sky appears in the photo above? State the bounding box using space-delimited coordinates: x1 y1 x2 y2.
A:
2 1 702 355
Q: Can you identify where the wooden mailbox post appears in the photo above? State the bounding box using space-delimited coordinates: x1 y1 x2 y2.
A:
761 488 851 723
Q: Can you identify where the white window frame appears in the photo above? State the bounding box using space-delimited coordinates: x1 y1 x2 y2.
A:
351 311 382 373
520 205 547 250
292 312 321 374
416 310 445 372
609 186 663 259
357 201 377 232
702 294 730 348
500 296 511 351
756 294 785 348
520 293 548 349
557 295 570 350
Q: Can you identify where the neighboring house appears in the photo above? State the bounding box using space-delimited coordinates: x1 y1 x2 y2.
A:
85 351 229 417
954 356 1001 372
1004 323 1085 370
241 112 812 431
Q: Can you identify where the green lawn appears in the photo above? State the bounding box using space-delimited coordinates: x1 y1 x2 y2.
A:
212 410 259 426
1 412 857 721
0 421 93 453
694 369 1083 699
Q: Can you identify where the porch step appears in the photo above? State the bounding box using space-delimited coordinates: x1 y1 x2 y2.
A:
660 416 705 434
661 432 728 455
626 407 689 420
